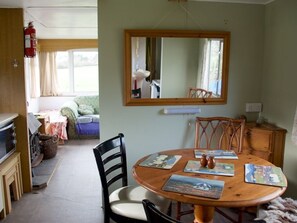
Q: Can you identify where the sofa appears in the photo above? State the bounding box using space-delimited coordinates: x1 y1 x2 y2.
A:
60 95 99 139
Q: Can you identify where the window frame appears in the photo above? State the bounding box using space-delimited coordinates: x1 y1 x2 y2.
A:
56 48 99 96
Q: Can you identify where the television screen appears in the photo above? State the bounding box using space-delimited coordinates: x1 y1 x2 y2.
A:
0 122 16 164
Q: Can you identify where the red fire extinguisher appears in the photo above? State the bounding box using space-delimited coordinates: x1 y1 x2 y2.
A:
24 21 37 58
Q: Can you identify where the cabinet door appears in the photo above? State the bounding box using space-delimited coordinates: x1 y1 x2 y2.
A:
0 9 32 192
244 128 273 161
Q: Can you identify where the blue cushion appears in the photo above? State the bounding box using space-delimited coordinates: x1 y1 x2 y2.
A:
76 122 99 136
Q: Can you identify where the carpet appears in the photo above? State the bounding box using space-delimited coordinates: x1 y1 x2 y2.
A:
32 153 62 189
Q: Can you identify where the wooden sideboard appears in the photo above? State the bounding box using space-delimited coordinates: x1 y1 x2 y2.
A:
242 122 287 168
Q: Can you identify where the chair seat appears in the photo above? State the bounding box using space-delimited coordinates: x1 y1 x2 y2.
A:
110 185 171 221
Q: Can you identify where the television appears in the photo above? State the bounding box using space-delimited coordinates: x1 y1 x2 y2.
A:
0 121 17 164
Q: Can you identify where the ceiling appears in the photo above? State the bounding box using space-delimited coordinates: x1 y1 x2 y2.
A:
0 0 97 39
0 0 273 39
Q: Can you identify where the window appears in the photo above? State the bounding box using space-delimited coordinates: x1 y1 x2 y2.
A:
56 49 98 95
203 39 223 96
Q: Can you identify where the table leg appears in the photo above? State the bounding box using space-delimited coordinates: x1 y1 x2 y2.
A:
193 205 214 223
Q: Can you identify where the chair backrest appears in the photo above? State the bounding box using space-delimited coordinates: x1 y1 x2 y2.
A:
142 199 181 223
188 87 212 99
93 133 128 215
195 117 245 153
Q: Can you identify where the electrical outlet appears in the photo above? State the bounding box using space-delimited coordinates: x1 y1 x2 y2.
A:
245 103 262 113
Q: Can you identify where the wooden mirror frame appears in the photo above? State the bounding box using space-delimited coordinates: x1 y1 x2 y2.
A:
124 29 230 106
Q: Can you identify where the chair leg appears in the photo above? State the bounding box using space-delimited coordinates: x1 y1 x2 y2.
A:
176 201 182 220
167 201 172 216
238 207 243 223
104 214 109 223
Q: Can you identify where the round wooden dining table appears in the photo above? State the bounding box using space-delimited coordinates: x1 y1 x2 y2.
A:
132 148 287 223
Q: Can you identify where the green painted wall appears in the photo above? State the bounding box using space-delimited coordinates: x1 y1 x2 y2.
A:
98 0 265 185
262 0 297 198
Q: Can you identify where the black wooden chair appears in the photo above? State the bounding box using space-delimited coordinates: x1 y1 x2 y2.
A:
143 199 181 223
93 133 171 223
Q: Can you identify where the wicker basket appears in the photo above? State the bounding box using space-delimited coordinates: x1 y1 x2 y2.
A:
39 134 58 159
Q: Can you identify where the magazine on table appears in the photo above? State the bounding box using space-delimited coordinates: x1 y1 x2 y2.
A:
194 149 238 159
244 164 287 187
162 174 224 199
184 160 235 176
139 153 182 169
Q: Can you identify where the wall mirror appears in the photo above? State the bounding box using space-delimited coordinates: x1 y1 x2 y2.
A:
124 29 230 106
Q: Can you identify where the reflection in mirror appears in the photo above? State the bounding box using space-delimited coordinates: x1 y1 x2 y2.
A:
132 37 223 98
188 88 213 99
125 30 230 106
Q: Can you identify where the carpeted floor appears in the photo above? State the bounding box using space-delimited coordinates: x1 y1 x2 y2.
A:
5 139 257 223
3 139 102 223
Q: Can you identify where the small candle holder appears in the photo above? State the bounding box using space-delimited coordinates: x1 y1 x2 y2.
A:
207 155 216 169
200 154 208 167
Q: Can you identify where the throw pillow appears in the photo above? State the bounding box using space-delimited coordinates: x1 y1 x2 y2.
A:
78 104 94 115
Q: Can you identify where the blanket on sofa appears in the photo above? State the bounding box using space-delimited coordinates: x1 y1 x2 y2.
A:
256 197 297 223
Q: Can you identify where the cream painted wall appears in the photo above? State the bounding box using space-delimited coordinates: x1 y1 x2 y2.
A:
27 97 76 113
262 0 297 199
98 0 264 184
